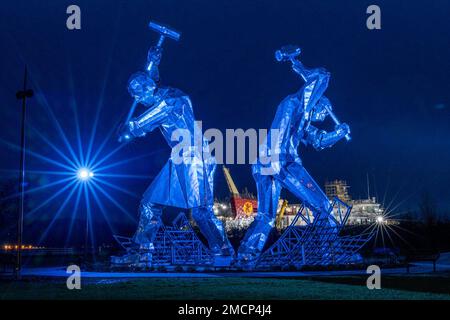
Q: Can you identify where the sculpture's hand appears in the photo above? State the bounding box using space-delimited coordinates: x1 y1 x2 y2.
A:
117 122 133 143
146 46 163 81
335 123 350 139
147 46 163 66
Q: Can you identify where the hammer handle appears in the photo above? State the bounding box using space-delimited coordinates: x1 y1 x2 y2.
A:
323 104 351 141
147 36 165 72
124 100 138 125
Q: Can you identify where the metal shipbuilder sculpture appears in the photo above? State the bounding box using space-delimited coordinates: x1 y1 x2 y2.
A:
116 22 233 266
238 46 351 261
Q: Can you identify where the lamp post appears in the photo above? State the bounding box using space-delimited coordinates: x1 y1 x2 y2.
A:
76 168 94 265
15 66 33 280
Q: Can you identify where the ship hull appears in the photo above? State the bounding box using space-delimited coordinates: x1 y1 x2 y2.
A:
231 196 258 219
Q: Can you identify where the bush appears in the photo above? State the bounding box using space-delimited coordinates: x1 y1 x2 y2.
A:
157 265 167 272
174 265 184 272
187 266 197 273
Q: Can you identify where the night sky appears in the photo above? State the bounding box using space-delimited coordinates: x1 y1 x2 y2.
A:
1 0 449 245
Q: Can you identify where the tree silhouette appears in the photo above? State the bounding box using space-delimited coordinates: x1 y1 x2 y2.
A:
419 191 439 226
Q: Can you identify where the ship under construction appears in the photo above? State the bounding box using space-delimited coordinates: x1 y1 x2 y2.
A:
215 167 386 231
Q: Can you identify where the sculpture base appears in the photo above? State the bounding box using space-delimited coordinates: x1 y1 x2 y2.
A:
111 198 373 271
213 255 233 268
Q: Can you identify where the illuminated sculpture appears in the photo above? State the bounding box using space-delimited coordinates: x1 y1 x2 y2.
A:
238 46 351 261
114 22 233 267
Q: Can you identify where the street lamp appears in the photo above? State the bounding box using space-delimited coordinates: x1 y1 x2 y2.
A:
75 167 94 265
15 66 33 280
77 168 94 181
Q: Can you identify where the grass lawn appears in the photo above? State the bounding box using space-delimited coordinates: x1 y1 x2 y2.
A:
308 273 450 295
1 276 450 300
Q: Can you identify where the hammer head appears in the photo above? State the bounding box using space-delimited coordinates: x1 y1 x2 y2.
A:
149 21 181 41
275 45 301 62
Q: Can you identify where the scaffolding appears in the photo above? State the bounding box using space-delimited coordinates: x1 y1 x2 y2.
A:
325 180 351 202
155 213 214 265
114 213 214 267
256 197 373 269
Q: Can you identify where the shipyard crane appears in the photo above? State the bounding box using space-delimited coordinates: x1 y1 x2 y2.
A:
223 166 240 196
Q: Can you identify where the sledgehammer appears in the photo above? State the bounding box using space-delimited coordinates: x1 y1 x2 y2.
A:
146 21 181 72
123 21 181 127
275 45 351 141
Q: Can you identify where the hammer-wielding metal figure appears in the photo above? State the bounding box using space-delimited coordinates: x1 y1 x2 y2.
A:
117 22 234 266
238 46 351 261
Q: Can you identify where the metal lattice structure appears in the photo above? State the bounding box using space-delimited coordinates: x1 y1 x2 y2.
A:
255 197 374 269
114 213 214 267
154 213 214 266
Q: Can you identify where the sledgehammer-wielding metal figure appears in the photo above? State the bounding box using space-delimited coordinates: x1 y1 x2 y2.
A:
238 46 351 261
117 22 234 265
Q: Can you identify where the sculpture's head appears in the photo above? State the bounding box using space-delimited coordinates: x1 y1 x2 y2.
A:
127 72 157 106
310 96 331 122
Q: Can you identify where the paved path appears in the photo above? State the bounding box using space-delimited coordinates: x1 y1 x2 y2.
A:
19 265 447 279
16 252 450 279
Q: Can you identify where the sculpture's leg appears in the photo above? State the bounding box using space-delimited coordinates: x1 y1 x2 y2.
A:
278 161 334 225
278 162 344 263
191 153 234 256
238 171 281 261
133 202 163 247
192 205 234 256
132 202 163 266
